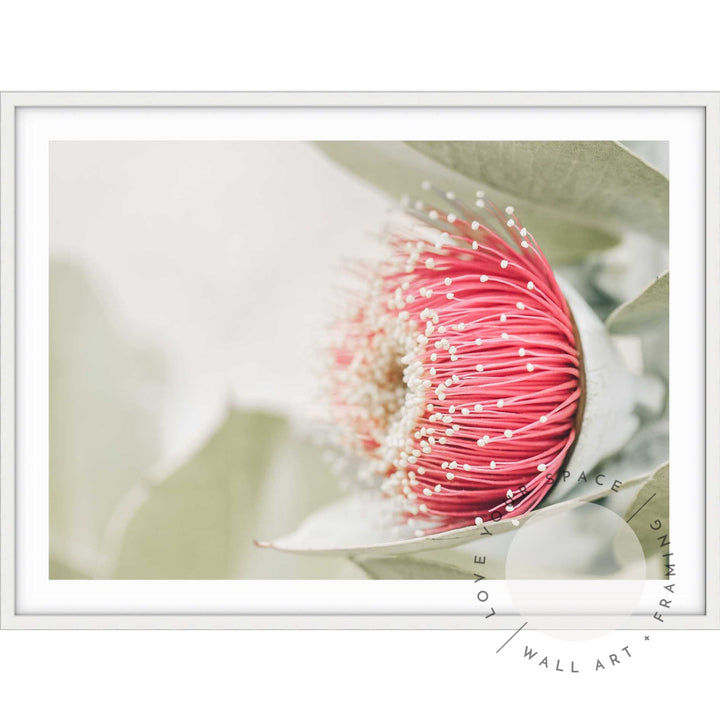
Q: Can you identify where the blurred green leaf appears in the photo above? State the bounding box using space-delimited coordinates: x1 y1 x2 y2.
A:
605 270 669 334
108 408 346 579
50 259 164 578
407 141 668 242
314 141 619 264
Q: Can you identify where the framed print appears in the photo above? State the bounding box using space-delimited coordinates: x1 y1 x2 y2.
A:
1 92 718 630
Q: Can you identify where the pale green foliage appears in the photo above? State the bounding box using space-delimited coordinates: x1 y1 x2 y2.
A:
606 270 669 333
623 462 670 561
407 141 669 241
50 259 164 578
108 409 346 579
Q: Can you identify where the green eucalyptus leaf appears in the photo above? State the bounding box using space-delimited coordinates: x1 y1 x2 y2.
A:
407 141 668 242
107 408 346 579
605 270 669 334
313 141 619 264
622 462 670 561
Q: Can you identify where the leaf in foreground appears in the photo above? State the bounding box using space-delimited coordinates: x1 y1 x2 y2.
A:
108 408 345 579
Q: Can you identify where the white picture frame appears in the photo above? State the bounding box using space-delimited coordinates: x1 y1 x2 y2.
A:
1 92 718 630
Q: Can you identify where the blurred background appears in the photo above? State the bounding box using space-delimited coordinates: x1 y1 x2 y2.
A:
49 141 668 580
49 141 394 579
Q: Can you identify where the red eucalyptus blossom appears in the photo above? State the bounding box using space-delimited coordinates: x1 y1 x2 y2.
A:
324 189 583 536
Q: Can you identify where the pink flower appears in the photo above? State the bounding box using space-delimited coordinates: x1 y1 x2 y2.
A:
323 190 582 536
